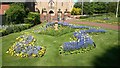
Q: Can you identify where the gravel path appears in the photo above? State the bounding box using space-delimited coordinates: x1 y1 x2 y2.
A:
64 19 119 30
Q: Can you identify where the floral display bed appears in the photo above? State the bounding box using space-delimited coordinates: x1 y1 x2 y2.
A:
6 33 46 58
34 22 106 55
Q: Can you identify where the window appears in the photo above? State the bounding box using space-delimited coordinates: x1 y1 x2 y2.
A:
48 0 55 8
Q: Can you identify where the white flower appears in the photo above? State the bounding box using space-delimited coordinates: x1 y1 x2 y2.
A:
78 39 80 42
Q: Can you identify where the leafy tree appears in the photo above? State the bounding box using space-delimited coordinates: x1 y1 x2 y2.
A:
74 2 82 8
118 2 120 17
107 2 117 14
71 7 81 15
93 2 108 14
5 3 29 24
74 2 109 15
82 2 94 15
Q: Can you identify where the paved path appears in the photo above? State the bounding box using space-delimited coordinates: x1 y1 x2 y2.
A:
64 19 119 30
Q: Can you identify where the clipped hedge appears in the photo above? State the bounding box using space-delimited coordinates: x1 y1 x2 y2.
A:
24 12 40 25
0 24 33 37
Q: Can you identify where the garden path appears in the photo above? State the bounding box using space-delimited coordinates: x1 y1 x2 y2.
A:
64 19 119 30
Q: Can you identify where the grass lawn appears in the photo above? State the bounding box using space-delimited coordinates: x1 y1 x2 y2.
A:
0 38 2 67
1 23 119 66
78 14 119 25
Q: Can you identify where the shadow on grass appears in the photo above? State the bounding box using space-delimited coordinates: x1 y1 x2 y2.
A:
93 45 120 68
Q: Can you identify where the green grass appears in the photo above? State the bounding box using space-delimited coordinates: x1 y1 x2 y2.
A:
1 23 119 66
79 14 119 25
0 38 2 67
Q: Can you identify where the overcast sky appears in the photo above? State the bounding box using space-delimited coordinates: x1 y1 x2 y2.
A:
74 0 78 2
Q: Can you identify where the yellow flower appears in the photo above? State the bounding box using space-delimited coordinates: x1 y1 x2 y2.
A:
11 52 14 56
32 54 36 57
16 53 19 57
20 55 23 58
6 51 9 53
25 54 28 57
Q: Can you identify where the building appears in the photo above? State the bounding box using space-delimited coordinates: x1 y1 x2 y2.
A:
35 0 74 14
0 0 74 22
0 3 10 15
35 0 74 21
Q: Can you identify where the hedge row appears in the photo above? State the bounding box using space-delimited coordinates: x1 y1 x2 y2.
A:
0 24 34 37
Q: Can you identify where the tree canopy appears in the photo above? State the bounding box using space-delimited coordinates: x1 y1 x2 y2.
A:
73 2 120 16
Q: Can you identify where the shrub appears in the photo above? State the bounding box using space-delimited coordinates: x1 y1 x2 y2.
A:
24 12 40 25
107 12 115 17
71 7 81 15
80 15 89 19
5 3 29 24
1 24 33 37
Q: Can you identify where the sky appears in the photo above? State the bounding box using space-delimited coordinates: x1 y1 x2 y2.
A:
74 0 78 2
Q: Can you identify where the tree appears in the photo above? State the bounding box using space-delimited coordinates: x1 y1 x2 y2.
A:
93 2 108 14
5 3 29 24
74 2 82 8
118 2 120 17
83 2 94 15
71 7 81 15
107 2 117 14
74 2 108 15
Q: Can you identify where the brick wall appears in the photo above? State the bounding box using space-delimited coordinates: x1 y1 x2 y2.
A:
0 4 10 15
40 13 71 22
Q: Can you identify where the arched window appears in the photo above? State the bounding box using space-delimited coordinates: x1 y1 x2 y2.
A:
48 0 55 8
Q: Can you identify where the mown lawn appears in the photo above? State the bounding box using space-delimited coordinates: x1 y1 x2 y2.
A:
1 23 119 66
0 38 2 67
79 14 119 25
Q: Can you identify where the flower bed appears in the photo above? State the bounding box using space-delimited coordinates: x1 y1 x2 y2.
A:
34 22 106 55
6 33 46 58
59 30 96 55
59 28 106 55
45 22 91 29
34 22 95 36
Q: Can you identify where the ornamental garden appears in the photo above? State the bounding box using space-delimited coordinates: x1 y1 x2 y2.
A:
0 2 119 66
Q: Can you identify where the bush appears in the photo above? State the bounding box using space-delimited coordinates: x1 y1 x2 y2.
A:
71 7 81 15
1 24 33 37
5 3 29 24
80 15 89 19
24 12 40 25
